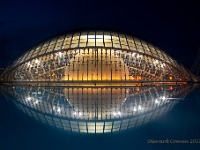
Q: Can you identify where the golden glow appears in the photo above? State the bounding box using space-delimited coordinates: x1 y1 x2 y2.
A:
169 76 173 81
136 76 142 80
2 30 191 83
81 35 111 39
62 48 130 81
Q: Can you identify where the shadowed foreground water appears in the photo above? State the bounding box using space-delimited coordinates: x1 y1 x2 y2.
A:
0 84 200 149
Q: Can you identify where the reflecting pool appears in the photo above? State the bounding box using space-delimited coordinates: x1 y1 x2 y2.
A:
0 84 193 134
1 84 200 150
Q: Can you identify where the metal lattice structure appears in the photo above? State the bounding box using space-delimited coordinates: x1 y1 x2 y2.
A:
0 30 197 135
1 30 191 85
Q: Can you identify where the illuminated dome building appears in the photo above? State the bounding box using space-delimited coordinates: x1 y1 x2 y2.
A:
0 30 195 134
1 30 191 85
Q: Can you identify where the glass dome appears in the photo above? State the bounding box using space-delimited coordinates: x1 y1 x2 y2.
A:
1 30 191 85
0 30 194 134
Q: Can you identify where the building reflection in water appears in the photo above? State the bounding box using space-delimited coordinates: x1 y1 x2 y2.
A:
1 85 192 134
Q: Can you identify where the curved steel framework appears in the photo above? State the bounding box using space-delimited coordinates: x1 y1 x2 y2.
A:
0 31 196 135
1 31 191 85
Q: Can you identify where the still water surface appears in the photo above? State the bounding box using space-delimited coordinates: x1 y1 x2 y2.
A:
0 84 200 149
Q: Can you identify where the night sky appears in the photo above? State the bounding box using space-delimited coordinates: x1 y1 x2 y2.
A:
0 0 199 69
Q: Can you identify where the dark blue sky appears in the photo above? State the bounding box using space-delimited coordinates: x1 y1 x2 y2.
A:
0 0 199 68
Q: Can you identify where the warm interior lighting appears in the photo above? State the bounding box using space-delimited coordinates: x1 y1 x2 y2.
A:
81 35 111 39
169 76 173 80
2 30 191 85
137 76 142 80
35 59 39 64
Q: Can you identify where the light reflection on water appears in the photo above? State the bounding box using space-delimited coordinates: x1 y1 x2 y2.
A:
0 84 193 135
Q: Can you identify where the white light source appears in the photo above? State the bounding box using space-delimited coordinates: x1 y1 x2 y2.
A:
155 99 159 104
138 105 142 110
83 34 110 39
96 35 104 38
114 111 121 116
162 96 166 100
104 35 111 39
26 97 31 101
58 52 62 57
57 107 61 113
35 59 39 64
78 112 82 116
133 107 137 112
88 35 95 38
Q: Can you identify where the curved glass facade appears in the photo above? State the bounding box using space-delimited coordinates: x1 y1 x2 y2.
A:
1 31 190 83
0 30 197 135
